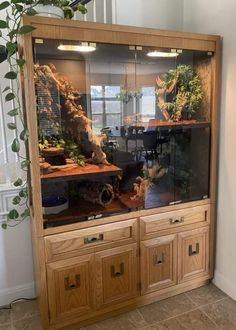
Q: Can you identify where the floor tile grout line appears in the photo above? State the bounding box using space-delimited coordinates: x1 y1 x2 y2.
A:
195 296 228 309
183 292 199 307
139 296 229 328
199 306 219 328
184 290 228 309
136 308 150 327
139 305 200 329
183 292 198 307
139 297 228 330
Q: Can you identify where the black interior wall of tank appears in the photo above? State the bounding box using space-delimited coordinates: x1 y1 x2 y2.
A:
173 126 210 201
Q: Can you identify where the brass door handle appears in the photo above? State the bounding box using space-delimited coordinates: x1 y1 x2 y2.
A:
111 263 124 277
64 274 80 290
169 217 184 225
189 243 200 256
153 252 164 265
84 233 104 244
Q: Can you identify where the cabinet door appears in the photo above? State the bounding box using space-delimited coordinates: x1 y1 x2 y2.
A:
94 244 138 307
140 234 177 295
47 254 94 324
178 227 209 283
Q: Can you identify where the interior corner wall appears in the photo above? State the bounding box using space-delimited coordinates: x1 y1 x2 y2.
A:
183 0 236 301
114 0 184 30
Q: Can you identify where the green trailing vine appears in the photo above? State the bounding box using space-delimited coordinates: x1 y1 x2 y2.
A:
0 1 87 229
37 0 87 18
0 1 37 229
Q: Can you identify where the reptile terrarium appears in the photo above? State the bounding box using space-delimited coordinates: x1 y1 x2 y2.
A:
33 39 212 228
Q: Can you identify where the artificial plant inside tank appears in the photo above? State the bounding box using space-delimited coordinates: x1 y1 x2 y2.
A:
0 0 87 228
156 65 203 121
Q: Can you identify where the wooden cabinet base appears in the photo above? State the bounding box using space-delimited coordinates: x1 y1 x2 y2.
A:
47 276 210 330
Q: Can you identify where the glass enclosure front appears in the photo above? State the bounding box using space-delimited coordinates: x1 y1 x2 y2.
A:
33 39 212 228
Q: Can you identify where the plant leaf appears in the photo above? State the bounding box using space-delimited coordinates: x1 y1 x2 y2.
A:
11 138 20 152
12 196 21 205
19 25 36 35
5 71 17 79
21 208 30 219
14 178 23 187
8 209 19 220
16 58 26 69
0 20 8 28
7 29 18 39
7 122 17 130
21 160 30 169
6 41 17 55
1 223 7 229
5 92 15 101
78 4 88 14
19 189 27 198
0 1 10 11
0 45 7 63
11 0 24 3
7 109 18 116
15 4 23 12
20 128 29 141
2 86 11 93
25 8 37 16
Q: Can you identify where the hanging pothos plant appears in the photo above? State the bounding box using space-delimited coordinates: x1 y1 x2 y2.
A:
0 1 87 229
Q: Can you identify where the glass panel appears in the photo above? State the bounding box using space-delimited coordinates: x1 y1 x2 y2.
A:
140 86 156 122
173 50 212 203
134 46 178 208
33 39 212 228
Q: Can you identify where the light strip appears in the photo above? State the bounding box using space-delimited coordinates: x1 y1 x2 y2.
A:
58 43 96 52
147 51 179 58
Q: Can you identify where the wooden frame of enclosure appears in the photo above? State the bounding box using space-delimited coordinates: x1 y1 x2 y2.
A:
20 16 221 330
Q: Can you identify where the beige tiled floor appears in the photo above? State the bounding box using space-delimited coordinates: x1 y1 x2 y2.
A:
1 284 236 330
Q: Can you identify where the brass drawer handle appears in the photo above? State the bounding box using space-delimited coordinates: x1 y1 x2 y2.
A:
64 274 80 290
169 217 184 225
189 243 200 256
153 252 164 266
111 263 124 277
84 233 104 244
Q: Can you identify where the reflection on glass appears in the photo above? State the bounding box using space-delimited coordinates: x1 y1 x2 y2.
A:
33 39 212 227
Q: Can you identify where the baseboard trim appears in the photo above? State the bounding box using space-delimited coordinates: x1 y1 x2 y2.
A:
0 282 36 306
213 270 236 301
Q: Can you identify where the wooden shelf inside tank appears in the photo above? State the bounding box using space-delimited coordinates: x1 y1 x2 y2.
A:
145 120 210 129
41 163 123 182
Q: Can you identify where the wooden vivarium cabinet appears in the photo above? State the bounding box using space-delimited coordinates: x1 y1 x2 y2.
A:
20 16 220 329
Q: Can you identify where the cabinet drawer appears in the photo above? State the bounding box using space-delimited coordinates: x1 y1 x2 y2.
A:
140 205 210 240
45 218 138 262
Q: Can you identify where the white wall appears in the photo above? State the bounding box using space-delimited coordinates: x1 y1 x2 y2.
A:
0 9 35 305
0 218 35 305
184 0 236 300
114 0 184 30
